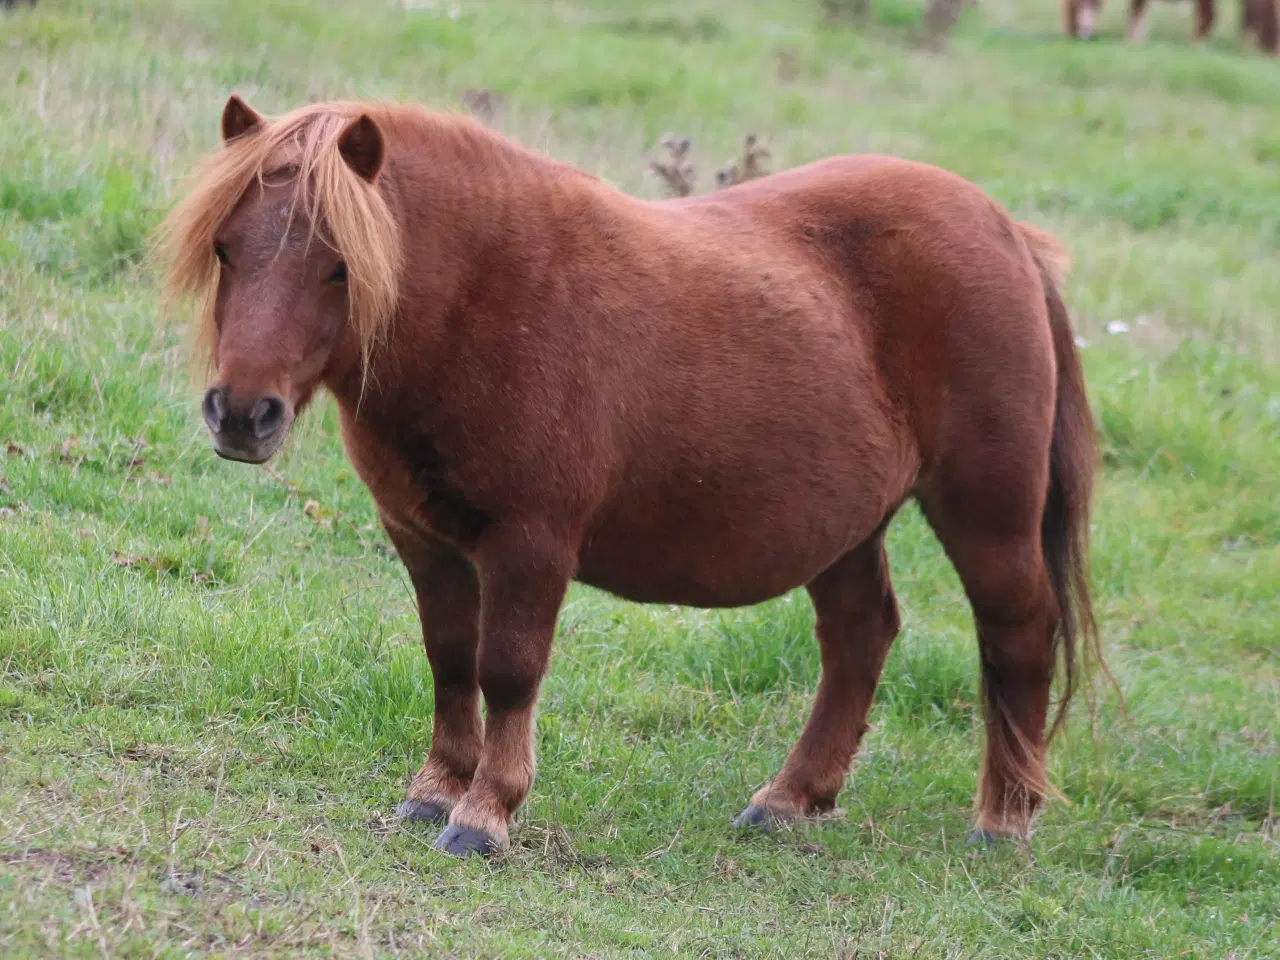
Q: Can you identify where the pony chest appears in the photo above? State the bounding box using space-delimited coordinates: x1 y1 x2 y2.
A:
343 423 493 549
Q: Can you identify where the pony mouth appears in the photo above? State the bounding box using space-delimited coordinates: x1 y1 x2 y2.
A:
211 429 288 465
214 447 275 465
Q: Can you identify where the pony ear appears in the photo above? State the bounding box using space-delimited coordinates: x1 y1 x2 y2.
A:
221 95 264 144
337 114 385 183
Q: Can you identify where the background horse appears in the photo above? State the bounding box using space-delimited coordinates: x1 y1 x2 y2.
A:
160 95 1105 857
1063 0 1279 52
1126 0 1217 43
1240 0 1280 50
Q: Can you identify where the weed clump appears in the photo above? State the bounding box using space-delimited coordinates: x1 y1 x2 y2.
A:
460 88 505 127
820 0 872 25
648 133 697 197
715 134 773 188
647 133 773 198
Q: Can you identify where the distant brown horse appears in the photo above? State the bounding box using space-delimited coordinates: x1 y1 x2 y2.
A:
1125 0 1217 43
1239 0 1279 52
160 96 1106 857
1063 0 1279 53
1062 0 1105 39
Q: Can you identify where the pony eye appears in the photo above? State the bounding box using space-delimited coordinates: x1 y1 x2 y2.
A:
213 242 230 267
328 261 348 285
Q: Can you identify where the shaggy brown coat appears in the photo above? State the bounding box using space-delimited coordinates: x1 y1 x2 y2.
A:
161 96 1106 856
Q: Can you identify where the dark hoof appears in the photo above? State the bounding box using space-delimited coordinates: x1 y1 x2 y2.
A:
395 799 449 825
432 824 498 858
733 805 779 831
966 828 1012 847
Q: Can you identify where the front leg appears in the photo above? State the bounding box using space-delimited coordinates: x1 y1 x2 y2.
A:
1193 0 1215 38
433 524 573 857
383 519 484 826
1062 0 1080 36
1128 0 1151 41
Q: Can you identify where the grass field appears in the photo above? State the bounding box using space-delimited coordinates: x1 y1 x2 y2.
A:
1 0 1278 956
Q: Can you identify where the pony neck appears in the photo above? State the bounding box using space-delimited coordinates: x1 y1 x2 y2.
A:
323 113 608 416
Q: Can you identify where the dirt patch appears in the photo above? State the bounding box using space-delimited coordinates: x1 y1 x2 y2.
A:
0 847 134 884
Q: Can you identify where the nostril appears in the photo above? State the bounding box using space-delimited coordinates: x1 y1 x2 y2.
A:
203 387 229 433
250 396 286 439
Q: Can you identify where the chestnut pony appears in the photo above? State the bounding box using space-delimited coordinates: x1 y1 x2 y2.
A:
160 96 1105 857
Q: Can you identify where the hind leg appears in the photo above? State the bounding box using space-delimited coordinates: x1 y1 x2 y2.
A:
1062 0 1079 36
1243 0 1258 37
1256 0 1279 52
1128 0 1151 41
736 530 900 828
1076 0 1100 38
920 470 1059 840
1194 0 1216 39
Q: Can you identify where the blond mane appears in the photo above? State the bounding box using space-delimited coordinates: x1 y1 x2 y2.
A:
156 100 404 376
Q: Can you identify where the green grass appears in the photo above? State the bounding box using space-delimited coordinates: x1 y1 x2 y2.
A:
1 0 1277 956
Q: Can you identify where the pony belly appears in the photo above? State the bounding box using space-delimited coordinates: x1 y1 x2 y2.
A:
574 557 826 609
575 501 872 609
575 422 912 608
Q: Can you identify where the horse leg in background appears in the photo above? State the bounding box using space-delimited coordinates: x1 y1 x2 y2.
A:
1128 0 1152 41
1194 0 1216 39
1252 0 1280 51
735 529 900 828
384 523 485 826
1064 0 1101 38
433 524 572 856
920 466 1058 842
1061 0 1080 36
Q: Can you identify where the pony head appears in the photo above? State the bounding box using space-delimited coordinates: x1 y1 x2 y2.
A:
158 95 401 463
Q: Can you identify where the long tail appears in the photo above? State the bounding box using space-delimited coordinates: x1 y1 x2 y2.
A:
1017 223 1116 740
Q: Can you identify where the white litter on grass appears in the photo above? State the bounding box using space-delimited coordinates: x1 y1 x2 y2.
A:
1074 335 1090 349
400 0 461 16
1107 320 1130 335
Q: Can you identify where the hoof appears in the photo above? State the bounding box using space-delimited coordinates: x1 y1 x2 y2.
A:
966 828 1014 847
432 824 499 858
396 798 450 825
733 805 781 831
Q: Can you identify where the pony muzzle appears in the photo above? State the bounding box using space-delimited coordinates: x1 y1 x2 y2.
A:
203 386 293 464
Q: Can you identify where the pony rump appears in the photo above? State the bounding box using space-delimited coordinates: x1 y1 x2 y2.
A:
155 101 403 378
